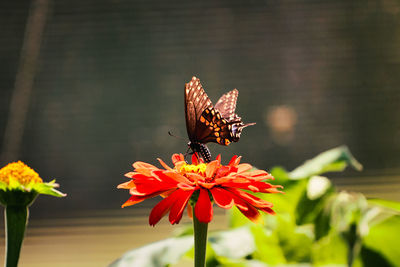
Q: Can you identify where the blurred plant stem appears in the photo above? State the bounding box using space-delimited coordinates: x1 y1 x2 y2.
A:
193 212 208 267
1 0 49 162
346 224 362 267
4 205 29 267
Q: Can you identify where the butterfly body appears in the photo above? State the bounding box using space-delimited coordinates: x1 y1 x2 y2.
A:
188 142 212 163
184 76 255 162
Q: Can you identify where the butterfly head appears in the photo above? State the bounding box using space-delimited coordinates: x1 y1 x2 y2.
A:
229 122 256 142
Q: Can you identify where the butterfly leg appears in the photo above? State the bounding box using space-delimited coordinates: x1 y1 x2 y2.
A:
184 146 193 163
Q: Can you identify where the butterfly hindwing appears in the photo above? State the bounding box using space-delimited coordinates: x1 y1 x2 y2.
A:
214 89 239 121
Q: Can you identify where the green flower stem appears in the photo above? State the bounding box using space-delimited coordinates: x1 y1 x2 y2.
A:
193 213 208 267
4 205 28 267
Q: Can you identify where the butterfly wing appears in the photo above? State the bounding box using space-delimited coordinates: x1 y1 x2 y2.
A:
185 76 255 148
214 88 255 144
184 76 213 143
214 89 239 121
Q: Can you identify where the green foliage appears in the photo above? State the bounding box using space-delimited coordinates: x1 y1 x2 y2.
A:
109 236 193 267
362 215 400 266
111 146 400 267
289 146 362 179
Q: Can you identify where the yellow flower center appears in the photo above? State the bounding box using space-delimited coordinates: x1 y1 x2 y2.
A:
0 161 43 185
180 163 207 174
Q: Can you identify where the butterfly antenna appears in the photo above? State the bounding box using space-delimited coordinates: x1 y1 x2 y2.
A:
242 122 256 128
168 131 185 140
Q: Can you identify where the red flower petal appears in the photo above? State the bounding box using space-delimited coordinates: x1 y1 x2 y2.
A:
228 155 238 166
172 154 185 165
218 180 282 194
150 170 184 184
216 154 221 164
149 190 179 226
194 189 213 223
177 182 196 191
259 206 275 215
163 171 192 184
157 158 172 170
132 172 178 194
205 160 219 178
236 202 261 223
187 204 193 219
185 173 205 183
134 179 177 196
215 166 230 178
160 188 176 198
132 162 159 176
198 181 216 189
121 194 151 208
228 155 241 167
247 169 274 179
227 188 274 208
124 171 136 178
210 187 234 209
236 163 253 173
117 180 135 189
169 190 194 224
133 161 159 170
191 153 199 165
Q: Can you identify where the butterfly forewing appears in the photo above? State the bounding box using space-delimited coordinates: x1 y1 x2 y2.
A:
184 76 213 143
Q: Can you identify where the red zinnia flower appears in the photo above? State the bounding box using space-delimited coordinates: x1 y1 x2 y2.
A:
118 154 283 226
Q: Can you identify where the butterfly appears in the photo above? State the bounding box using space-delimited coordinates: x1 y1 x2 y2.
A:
184 76 255 162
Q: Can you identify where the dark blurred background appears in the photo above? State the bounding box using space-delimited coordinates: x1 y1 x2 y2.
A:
1 0 400 220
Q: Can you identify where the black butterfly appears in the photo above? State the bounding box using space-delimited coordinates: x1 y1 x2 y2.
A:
184 76 255 162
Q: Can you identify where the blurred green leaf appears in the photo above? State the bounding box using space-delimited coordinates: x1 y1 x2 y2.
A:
314 192 368 241
215 257 269 267
306 176 332 200
296 176 335 225
209 226 255 259
289 146 363 180
274 217 313 263
270 166 291 183
204 243 221 267
360 246 393 267
362 215 400 267
368 199 400 213
251 224 287 264
312 232 348 266
109 235 193 267
267 167 309 215
229 206 254 228
259 178 308 216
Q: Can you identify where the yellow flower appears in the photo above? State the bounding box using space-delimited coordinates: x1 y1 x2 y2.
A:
180 163 207 174
0 161 65 267
0 161 43 186
0 161 66 205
